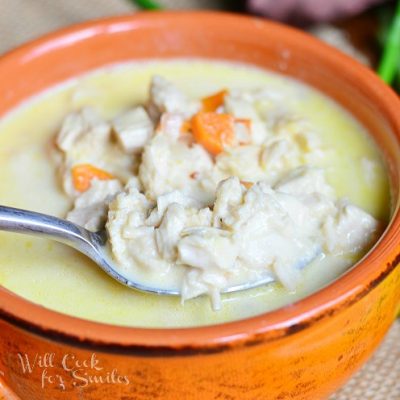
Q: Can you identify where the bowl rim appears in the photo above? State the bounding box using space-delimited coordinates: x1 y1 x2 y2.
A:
0 10 400 353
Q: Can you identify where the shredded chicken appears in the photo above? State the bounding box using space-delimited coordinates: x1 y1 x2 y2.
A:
54 75 381 310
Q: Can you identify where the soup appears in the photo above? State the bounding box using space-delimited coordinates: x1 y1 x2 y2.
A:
0 60 390 327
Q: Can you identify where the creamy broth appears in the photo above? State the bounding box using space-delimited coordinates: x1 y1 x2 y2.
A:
0 60 390 327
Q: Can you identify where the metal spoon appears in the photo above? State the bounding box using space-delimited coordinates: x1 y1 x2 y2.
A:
0 205 319 295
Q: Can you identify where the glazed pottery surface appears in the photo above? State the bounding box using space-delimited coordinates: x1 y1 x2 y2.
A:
0 12 400 400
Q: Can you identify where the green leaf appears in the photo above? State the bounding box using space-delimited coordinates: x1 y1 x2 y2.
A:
378 1 400 85
128 0 163 10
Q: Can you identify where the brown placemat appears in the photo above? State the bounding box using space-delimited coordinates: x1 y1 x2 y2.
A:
0 1 399 399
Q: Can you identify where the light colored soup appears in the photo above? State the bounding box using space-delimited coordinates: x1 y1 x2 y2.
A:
0 60 390 327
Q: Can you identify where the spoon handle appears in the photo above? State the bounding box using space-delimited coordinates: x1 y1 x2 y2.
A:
0 205 99 254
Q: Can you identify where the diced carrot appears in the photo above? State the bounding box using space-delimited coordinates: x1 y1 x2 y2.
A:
72 164 114 192
180 119 192 134
201 89 228 112
241 181 253 189
191 112 235 155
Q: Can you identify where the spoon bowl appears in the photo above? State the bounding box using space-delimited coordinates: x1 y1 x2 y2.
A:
0 205 318 296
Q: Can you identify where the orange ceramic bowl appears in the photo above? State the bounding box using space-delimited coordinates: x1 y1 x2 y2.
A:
0 12 400 400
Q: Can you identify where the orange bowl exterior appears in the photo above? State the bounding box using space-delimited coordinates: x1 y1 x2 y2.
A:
0 12 400 400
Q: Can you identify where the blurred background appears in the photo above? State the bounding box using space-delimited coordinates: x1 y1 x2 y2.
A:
0 1 399 399
1 0 399 90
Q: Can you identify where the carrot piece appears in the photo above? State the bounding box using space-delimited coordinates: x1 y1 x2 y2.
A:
201 89 228 112
180 119 192 134
72 164 114 192
191 112 235 155
241 181 253 189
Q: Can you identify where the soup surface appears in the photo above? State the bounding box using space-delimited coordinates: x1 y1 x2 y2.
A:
0 60 390 327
